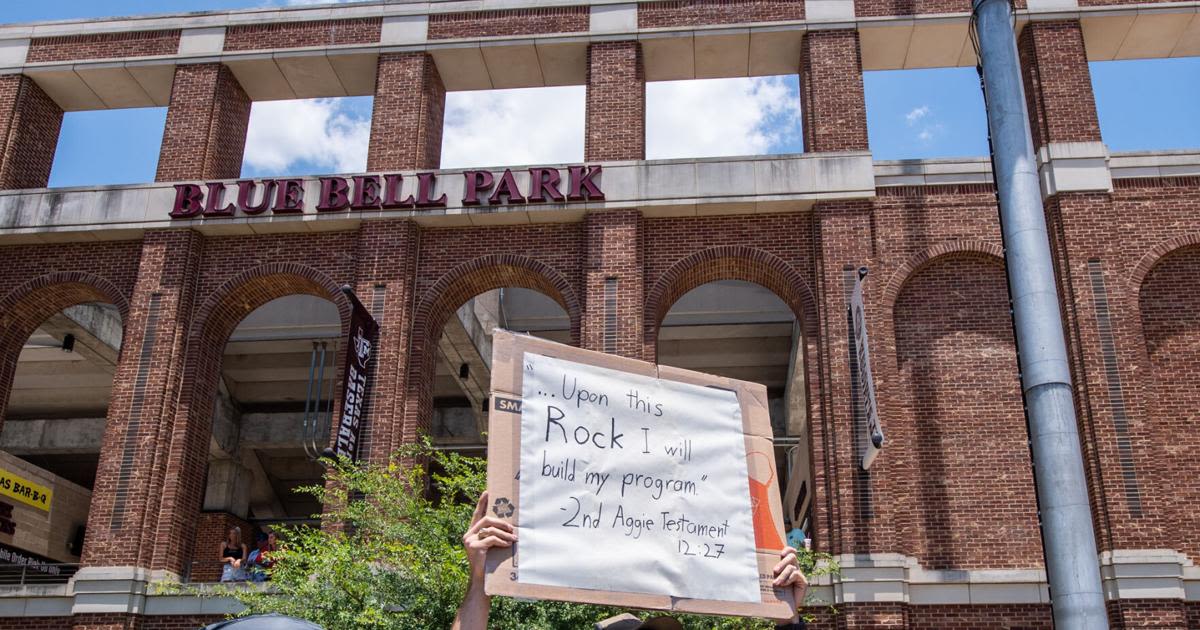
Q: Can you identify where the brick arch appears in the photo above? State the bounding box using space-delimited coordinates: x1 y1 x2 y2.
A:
1129 233 1200 299
884 240 1005 314
397 254 581 455
158 262 353 575
643 246 818 356
0 271 130 428
415 254 581 344
1137 244 1200 563
891 252 1042 569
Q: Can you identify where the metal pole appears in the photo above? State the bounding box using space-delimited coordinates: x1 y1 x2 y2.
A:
970 1 1108 628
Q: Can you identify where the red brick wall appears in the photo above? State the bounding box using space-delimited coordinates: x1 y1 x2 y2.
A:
399 223 584 453
366 53 445 171
583 210 644 359
892 255 1043 569
156 64 250 182
800 30 868 153
26 30 180 63
354 220 420 464
638 0 803 28
1018 20 1102 149
428 7 588 39
142 615 223 629
905 603 1052 628
1138 246 1200 563
0 240 140 431
854 0 970 17
0 616 72 629
190 511 252 582
0 74 63 190
1108 599 1190 629
83 231 203 572
223 18 381 51
585 42 644 162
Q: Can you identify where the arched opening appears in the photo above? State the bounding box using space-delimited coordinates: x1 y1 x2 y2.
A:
0 301 123 583
189 293 345 582
892 254 1041 570
398 255 581 464
1139 245 1200 563
430 288 572 458
654 280 814 545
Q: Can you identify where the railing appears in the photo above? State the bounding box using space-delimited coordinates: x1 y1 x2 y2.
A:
0 563 79 586
186 560 273 585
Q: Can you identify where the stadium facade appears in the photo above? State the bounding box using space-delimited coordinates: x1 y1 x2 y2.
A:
0 0 1197 628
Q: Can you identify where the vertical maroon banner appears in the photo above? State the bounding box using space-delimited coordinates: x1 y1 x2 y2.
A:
334 287 379 460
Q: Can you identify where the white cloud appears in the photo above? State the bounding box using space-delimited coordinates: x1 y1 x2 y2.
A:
905 105 930 126
646 76 801 159
440 86 585 169
243 98 369 175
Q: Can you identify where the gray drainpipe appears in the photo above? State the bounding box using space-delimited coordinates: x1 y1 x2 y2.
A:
970 1 1109 628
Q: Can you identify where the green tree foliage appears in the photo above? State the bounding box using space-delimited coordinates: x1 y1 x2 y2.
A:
210 443 837 629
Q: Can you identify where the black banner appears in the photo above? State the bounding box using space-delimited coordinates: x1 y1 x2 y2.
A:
333 287 379 461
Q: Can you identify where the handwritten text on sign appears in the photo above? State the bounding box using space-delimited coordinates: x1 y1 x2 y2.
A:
518 353 759 603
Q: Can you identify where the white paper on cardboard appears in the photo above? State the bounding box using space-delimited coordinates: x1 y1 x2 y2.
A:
517 351 760 603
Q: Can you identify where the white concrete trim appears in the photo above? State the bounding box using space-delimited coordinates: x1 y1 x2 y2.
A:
381 15 429 45
1100 549 1195 602
805 0 856 22
590 4 637 34
1037 141 1113 198
0 39 28 67
874 157 994 187
0 153 875 243
1110 150 1200 180
178 27 226 56
1027 0 1080 11
807 550 1200 606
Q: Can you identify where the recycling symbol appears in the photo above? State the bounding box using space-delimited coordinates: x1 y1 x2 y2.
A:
492 497 515 518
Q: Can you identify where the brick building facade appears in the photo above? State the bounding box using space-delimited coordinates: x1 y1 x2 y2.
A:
0 0 1197 628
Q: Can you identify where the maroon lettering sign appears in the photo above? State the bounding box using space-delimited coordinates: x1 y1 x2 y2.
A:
333 287 378 461
170 165 604 219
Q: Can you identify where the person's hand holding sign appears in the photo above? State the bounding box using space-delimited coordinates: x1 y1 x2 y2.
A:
453 492 516 630
771 546 809 627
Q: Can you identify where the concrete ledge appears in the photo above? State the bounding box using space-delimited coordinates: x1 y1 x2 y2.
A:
1100 549 1194 601
1110 149 1200 179
874 157 994 187
814 550 1200 606
0 153 875 243
0 2 1195 110
1038 141 1113 198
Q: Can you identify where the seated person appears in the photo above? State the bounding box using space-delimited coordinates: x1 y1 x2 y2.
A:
219 526 249 582
247 531 280 582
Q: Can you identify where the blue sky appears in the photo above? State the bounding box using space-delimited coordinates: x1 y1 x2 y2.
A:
5 1 1199 187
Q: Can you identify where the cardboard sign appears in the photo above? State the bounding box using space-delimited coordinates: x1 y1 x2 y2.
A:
485 331 793 619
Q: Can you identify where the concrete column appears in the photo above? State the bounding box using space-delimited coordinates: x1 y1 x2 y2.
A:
201 459 251 518
353 219 420 460
585 41 645 161
0 74 63 190
582 209 643 359
366 53 445 171
156 63 251 181
81 230 202 575
799 29 868 152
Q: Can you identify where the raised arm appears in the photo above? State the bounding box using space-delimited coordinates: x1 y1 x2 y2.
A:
452 492 516 630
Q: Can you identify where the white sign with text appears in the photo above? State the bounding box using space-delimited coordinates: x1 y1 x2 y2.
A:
517 352 760 603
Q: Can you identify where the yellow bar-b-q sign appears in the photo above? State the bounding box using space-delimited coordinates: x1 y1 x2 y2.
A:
0 469 52 512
